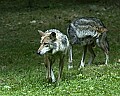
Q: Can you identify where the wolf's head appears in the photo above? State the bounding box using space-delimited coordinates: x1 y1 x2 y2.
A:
37 30 56 55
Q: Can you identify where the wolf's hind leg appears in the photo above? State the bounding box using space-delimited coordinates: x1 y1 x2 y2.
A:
79 45 87 68
87 45 96 65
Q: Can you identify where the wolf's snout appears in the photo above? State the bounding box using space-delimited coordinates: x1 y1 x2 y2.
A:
37 50 41 55
37 51 40 54
37 50 44 55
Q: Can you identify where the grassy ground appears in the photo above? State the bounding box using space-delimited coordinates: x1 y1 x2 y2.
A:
0 2 120 96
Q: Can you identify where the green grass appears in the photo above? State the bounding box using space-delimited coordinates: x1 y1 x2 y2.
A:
0 2 120 96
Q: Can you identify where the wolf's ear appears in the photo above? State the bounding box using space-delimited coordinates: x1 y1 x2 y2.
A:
38 30 45 36
98 27 108 33
100 28 108 32
50 32 56 41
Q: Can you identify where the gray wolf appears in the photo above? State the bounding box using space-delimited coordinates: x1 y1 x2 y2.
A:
67 17 109 69
37 29 69 82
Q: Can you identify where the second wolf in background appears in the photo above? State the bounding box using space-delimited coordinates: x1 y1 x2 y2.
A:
67 17 109 69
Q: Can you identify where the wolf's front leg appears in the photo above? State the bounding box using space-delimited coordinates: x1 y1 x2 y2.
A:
68 45 73 69
44 55 52 82
45 65 54 82
58 55 65 82
51 69 56 82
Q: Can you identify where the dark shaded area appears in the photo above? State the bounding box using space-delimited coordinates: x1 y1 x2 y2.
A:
0 0 119 12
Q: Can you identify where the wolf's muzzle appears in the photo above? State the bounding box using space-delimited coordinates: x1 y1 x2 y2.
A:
37 51 42 55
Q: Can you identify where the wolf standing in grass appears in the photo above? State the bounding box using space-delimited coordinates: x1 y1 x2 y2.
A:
37 29 69 82
67 17 109 69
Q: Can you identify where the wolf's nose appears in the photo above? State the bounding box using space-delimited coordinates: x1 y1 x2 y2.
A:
37 51 40 55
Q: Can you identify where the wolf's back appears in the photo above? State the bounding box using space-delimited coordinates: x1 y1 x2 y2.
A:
67 17 107 44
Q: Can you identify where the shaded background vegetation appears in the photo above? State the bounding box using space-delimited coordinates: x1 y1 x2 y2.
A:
0 0 120 11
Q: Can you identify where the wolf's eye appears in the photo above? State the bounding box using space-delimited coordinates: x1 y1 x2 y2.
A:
44 43 48 45
44 43 49 47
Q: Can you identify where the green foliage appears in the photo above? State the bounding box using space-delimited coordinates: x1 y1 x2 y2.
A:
0 2 120 96
0 0 119 12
